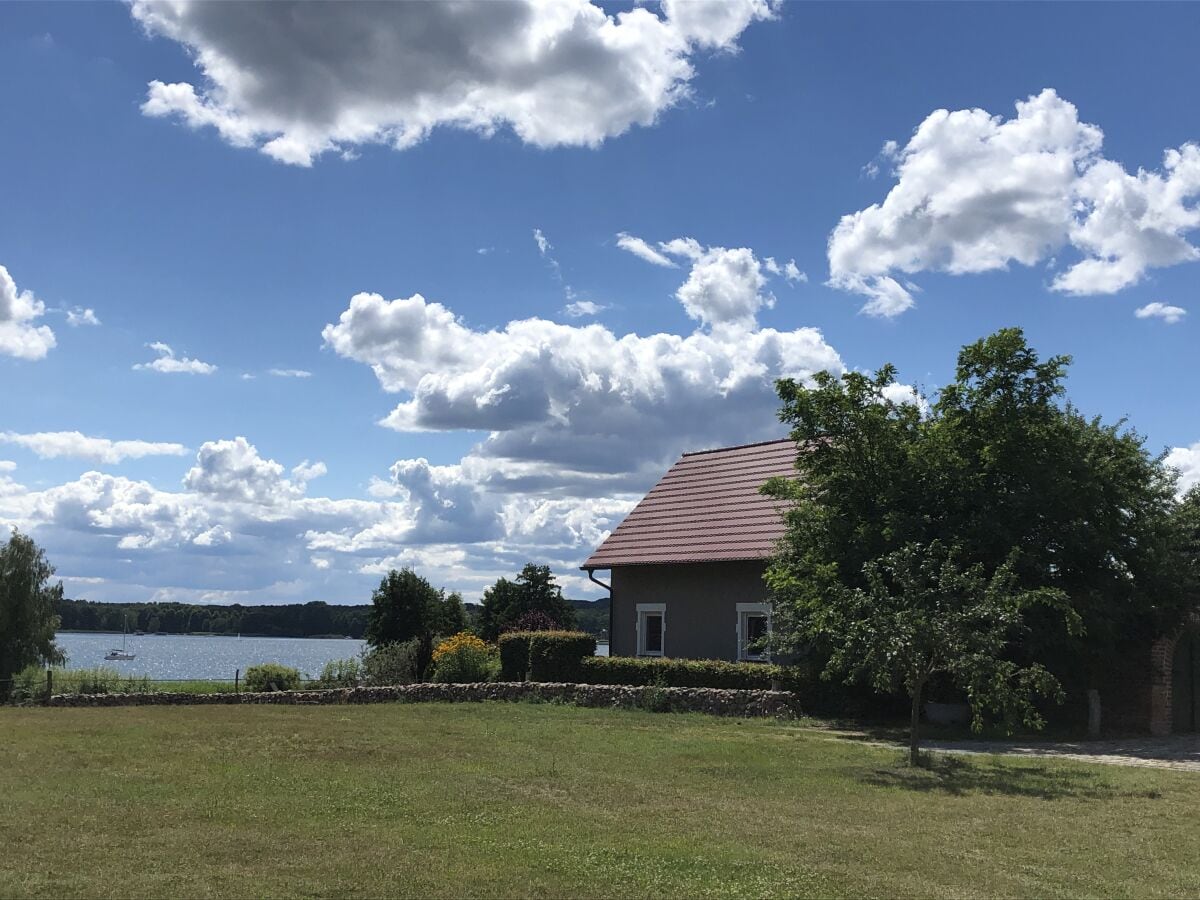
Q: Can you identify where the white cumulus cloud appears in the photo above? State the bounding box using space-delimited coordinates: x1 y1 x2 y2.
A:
321 243 842 493
618 235 802 328
829 89 1200 316
65 307 101 327
1134 302 1187 324
1167 443 1200 495
183 437 316 505
134 341 217 375
0 265 56 360
132 0 777 166
0 431 188 464
563 299 606 318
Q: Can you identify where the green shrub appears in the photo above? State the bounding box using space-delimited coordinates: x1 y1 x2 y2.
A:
528 631 596 682
431 632 497 683
314 657 362 689
360 639 423 685
243 663 301 692
7 664 50 703
31 666 152 697
498 632 533 681
578 656 804 691
500 630 596 682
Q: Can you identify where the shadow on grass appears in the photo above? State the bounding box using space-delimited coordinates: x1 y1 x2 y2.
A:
825 719 1087 745
860 754 1162 801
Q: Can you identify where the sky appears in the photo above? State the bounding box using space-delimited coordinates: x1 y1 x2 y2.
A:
1 0 1198 607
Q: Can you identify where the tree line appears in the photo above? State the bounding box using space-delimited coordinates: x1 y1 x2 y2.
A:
48 563 609 641
56 598 372 638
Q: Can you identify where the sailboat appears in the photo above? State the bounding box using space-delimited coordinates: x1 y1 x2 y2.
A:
104 615 136 661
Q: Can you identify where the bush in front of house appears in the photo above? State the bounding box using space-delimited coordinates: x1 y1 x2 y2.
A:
499 630 596 681
243 663 301 692
431 632 497 683
577 656 799 691
498 632 533 681
528 631 596 682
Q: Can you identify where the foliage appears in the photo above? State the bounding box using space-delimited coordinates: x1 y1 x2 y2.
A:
527 631 597 682
366 568 444 647
243 663 301 693
506 610 562 633
7 664 151 702
578 656 799 691
765 327 1196 718
364 569 468 679
570 598 611 638
56 598 369 638
0 531 65 701
498 632 534 681
816 541 1077 764
430 632 496 683
478 564 577 641
360 639 424 685
500 631 596 683
433 591 468 638
314 657 363 689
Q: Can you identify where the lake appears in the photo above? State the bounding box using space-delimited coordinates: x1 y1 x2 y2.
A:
55 632 365 681
55 633 609 680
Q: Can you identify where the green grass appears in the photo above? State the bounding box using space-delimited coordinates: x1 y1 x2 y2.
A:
9 666 242 700
1 704 1197 898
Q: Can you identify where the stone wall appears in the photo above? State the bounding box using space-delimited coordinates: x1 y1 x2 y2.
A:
45 681 803 718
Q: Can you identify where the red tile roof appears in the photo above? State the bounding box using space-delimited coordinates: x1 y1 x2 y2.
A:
582 439 797 568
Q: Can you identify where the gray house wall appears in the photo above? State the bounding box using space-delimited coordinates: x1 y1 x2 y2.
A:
609 560 769 661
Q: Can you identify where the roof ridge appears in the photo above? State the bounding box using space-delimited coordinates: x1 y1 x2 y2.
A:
680 437 794 457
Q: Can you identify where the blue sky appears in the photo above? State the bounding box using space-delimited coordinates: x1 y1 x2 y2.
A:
1 1 1197 605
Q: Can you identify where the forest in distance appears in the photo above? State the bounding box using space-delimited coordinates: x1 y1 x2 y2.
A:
56 596 611 640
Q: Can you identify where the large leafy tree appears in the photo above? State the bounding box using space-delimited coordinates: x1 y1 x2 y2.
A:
816 541 1077 764
478 563 576 640
365 569 467 680
766 328 1195 738
365 568 443 648
0 531 66 700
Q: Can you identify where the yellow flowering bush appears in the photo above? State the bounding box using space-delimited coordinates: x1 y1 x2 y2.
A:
431 631 496 683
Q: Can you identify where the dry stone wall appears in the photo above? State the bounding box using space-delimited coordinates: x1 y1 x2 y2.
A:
45 681 801 718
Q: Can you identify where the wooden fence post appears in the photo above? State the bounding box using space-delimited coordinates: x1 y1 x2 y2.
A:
45 668 53 704
234 669 239 694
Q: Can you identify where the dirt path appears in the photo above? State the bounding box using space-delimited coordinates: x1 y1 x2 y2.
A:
916 735 1200 772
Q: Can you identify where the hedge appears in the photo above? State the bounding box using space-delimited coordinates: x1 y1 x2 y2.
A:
528 631 596 682
498 630 596 681
498 632 533 681
576 656 802 691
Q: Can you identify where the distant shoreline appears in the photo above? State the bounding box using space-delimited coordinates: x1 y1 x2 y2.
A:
56 630 361 640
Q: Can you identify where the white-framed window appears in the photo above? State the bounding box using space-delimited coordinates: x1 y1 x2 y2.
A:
736 602 771 662
636 603 666 657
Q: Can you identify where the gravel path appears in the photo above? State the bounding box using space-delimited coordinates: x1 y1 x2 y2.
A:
918 735 1200 772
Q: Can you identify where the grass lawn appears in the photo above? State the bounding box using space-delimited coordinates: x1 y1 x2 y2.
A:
1 703 1197 898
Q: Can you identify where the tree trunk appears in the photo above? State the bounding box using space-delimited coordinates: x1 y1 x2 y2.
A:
909 678 926 767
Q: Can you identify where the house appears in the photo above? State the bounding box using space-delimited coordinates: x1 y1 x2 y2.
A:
584 438 1200 735
582 439 795 662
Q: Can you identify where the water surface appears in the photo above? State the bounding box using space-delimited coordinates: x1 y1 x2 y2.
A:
55 632 365 680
